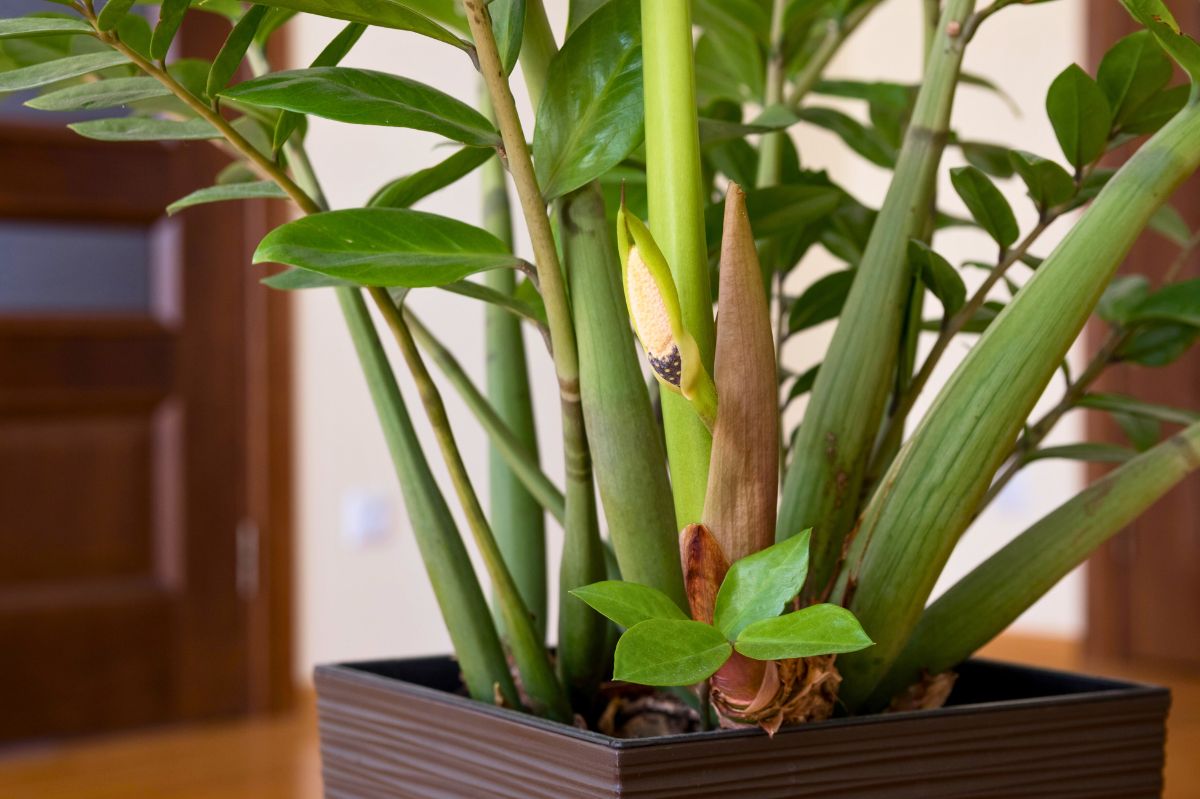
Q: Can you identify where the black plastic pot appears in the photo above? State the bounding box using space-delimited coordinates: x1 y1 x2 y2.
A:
315 655 1168 798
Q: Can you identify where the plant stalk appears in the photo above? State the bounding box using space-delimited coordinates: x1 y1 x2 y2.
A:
478 91 548 642
339 289 519 707
465 0 607 706
874 419 1200 708
777 0 976 598
369 288 570 721
836 98 1200 709
641 0 716 528
405 310 565 524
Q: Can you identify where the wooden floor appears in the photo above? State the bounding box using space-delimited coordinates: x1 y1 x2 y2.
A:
0 635 1196 798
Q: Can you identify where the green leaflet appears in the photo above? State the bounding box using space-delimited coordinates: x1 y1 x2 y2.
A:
222 67 500 147
734 604 873 661
253 208 518 286
207 5 269 98
0 51 129 92
25 76 170 110
167 180 288 215
0 17 94 38
152 0 192 60
532 0 643 200
950 166 1018 249
251 0 468 52
1045 64 1112 169
613 619 731 686
713 531 810 640
369 146 492 209
570 581 688 629
69 117 220 141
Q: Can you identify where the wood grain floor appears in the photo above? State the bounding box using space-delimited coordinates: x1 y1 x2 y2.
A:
0 635 1195 798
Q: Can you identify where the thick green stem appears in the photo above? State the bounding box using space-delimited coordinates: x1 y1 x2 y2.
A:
874 419 1200 708
641 0 715 527
465 0 606 707
338 289 518 707
369 288 571 722
837 98 1200 709
560 183 687 608
778 0 975 599
477 95 548 641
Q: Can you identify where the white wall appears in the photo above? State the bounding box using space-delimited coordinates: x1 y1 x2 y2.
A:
292 0 1087 681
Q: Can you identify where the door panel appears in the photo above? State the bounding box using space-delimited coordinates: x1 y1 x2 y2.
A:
0 12 292 740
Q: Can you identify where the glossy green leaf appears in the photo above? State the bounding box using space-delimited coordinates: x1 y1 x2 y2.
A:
960 141 1015 178
1147 204 1192 247
0 17 94 38
532 0 642 201
25 76 169 110
490 0 524 74
569 581 688 629
261 267 351 289
909 240 965 317
206 4 268 98
253 208 517 286
1116 323 1200 367
0 51 128 91
1098 30 1173 128
613 619 732 686
795 106 896 168
1114 410 1161 451
69 117 219 141
1120 0 1200 83
96 0 137 32
272 21 365 152
1122 84 1189 135
1009 150 1076 212
734 604 873 661
1026 443 1136 464
787 270 852 334
222 67 499 146
255 7 297 44
1097 274 1149 324
1046 64 1113 169
252 0 466 50
950 166 1019 249
713 530 810 640
152 0 193 61
1129 279 1200 327
368 146 492 208
167 180 287 215
1079 392 1200 426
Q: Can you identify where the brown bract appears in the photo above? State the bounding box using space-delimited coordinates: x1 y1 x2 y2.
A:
712 655 842 736
702 183 779 563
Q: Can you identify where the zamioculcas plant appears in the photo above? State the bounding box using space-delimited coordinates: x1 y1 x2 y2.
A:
9 0 1200 742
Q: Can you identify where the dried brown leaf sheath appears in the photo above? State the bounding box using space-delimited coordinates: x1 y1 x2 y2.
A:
702 183 779 563
679 523 729 625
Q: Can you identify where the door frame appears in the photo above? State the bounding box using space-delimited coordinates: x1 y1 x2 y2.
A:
1084 3 1200 667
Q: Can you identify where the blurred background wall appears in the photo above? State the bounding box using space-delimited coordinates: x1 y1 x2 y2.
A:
290 0 1087 680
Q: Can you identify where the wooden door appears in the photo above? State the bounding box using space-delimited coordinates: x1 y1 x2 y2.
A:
0 13 292 741
1085 4 1200 668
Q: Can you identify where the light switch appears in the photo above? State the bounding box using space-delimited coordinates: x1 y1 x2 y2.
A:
340 489 394 549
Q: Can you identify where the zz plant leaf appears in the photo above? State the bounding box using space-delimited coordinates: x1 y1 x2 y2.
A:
1045 64 1113 170
221 67 501 147
569 581 688 629
909 240 966 318
713 530 810 640
735 604 873 661
1009 150 1075 213
613 620 732 687
949 166 1018 250
532 0 643 201
253 208 520 286
1097 30 1173 128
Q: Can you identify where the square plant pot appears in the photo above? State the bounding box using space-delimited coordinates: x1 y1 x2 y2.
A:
315 655 1168 798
